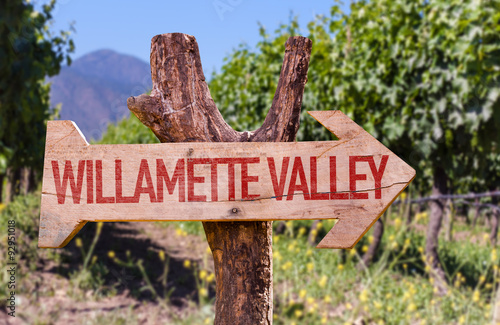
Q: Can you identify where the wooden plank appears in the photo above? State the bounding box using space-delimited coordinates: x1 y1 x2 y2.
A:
39 110 415 248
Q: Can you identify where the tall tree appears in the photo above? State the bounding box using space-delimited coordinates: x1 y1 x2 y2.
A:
209 0 500 293
0 0 74 201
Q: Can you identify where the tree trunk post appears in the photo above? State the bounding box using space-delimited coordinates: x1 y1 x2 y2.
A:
128 33 312 324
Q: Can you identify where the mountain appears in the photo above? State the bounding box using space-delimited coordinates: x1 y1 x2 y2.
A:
49 49 152 140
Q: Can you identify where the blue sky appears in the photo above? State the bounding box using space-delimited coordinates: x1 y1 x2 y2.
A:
45 0 344 75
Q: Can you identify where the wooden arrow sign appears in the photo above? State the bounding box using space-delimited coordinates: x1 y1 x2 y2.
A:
39 110 415 249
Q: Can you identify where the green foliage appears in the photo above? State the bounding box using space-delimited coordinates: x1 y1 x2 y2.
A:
0 0 74 175
0 192 41 305
209 0 500 194
97 113 159 145
270 213 497 324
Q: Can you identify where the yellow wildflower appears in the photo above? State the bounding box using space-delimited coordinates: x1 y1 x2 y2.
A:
75 237 83 248
183 259 191 268
319 275 328 287
359 289 369 302
362 245 369 253
299 289 307 299
338 264 344 271
199 287 208 297
158 250 165 262
108 251 115 259
306 263 314 272
294 309 303 318
324 295 331 303
207 273 215 283
472 290 480 303
199 270 207 280
282 261 292 271
346 302 353 310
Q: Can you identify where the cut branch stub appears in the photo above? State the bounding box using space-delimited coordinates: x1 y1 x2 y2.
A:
128 33 311 325
127 33 312 143
128 33 238 143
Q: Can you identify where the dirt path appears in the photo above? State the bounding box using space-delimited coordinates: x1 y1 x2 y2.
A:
1 222 214 325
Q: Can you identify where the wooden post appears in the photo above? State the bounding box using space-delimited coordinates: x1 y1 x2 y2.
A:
127 33 312 324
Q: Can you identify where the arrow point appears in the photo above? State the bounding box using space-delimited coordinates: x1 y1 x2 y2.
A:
46 120 89 148
316 217 378 249
308 110 365 141
38 211 86 248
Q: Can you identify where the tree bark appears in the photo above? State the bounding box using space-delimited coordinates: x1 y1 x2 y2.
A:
7 167 21 202
425 166 448 295
128 33 312 324
472 198 481 228
490 194 499 246
444 199 453 242
27 168 37 193
358 219 384 269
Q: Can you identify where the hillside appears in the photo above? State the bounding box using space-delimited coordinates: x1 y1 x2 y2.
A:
49 49 152 140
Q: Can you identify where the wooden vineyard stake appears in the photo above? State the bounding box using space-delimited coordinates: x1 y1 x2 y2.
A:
39 33 415 324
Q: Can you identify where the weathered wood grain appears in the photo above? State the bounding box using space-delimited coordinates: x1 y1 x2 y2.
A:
39 111 415 249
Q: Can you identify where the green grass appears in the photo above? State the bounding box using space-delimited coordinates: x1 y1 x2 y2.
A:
1 192 498 324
